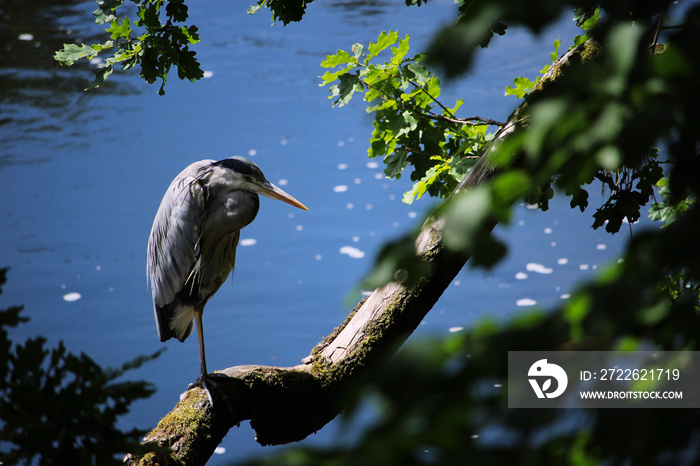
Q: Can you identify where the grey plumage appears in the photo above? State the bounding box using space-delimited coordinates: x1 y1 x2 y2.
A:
146 156 308 381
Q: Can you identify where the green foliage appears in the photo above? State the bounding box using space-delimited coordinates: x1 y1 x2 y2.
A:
573 7 601 46
55 0 319 93
649 177 696 225
0 269 162 465
320 31 497 205
55 0 204 95
248 0 314 25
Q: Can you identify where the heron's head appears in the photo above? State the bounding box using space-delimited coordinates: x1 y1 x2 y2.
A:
213 156 309 211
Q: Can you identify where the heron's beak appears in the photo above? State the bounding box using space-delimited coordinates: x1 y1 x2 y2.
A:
257 181 309 211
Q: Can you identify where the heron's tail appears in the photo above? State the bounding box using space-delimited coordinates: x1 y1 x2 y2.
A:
153 301 195 342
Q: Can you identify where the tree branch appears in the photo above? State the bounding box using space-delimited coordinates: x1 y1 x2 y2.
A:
357 73 506 128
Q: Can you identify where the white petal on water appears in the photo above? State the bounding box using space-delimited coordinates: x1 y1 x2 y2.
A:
248 149 257 156
203 70 214 78
346 203 354 209
596 244 607 250
526 263 553 274
295 225 303 231
515 272 528 280
214 447 226 455
277 179 288 186
333 185 348 193
560 294 571 300
63 292 81 302
579 264 590 270
366 161 379 169
516 298 537 306
338 163 348 170
240 238 257 246
339 246 365 259
352 236 360 242
315 254 322 260
374 173 383 179
557 258 568 265
337 140 345 147
408 212 417 219
448 326 464 333
18 33 34 41
544 227 552 234
354 178 362 184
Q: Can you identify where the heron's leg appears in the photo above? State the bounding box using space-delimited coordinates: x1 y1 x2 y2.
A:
186 309 235 413
187 307 215 406
194 307 208 380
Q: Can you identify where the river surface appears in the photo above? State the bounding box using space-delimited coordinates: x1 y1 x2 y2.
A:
0 1 647 463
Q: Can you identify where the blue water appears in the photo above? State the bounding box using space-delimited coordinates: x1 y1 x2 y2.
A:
0 1 645 463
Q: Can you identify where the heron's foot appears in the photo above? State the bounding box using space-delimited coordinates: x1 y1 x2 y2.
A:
187 374 235 415
188 374 216 406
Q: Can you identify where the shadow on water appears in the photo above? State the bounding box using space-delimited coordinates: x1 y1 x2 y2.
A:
1 0 103 103
327 0 393 22
0 0 141 168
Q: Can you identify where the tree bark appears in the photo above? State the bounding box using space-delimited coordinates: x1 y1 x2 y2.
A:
128 39 602 466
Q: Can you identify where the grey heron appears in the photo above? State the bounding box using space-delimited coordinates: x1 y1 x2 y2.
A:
147 156 308 392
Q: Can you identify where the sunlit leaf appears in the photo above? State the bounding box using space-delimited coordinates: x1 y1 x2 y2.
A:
505 76 535 98
321 50 355 68
368 30 399 60
54 43 98 66
391 35 410 65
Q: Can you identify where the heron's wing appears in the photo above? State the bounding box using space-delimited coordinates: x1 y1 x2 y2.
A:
147 160 214 310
